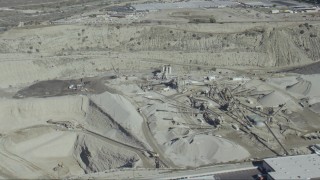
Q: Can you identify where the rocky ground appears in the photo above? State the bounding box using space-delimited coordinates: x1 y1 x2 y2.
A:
0 0 320 179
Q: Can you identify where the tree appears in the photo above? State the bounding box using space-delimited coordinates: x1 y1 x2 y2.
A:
209 17 216 23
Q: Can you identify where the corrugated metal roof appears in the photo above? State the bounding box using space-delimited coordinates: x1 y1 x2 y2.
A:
264 154 320 179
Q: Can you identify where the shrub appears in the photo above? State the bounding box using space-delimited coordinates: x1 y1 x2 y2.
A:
209 17 216 23
310 33 317 37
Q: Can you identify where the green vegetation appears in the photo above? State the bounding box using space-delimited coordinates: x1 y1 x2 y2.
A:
209 17 216 23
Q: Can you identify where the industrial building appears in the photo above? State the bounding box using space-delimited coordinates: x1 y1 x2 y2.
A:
262 154 320 180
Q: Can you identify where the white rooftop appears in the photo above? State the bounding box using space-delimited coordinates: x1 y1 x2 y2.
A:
264 154 320 179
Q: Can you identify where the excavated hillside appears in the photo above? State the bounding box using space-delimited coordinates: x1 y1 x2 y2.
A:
0 23 319 88
122 24 320 67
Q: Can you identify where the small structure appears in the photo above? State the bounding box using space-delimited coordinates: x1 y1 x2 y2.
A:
68 84 77 90
18 22 24 27
283 10 294 13
163 86 170 92
230 76 250 81
311 144 320 155
203 112 220 127
232 124 240 131
205 76 216 81
271 9 280 14
241 2 273 8
294 7 320 13
262 154 320 180
255 106 263 111
162 65 172 79
246 98 254 104
68 83 84 91
247 114 265 128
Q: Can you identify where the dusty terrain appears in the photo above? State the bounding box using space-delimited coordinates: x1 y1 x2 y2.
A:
0 0 320 179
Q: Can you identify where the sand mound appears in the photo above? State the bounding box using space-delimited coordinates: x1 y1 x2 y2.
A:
84 101 146 149
0 96 89 133
3 126 142 177
4 127 84 177
73 134 141 173
286 79 311 96
144 103 249 167
163 134 250 167
301 75 320 98
258 91 291 107
310 102 320 114
268 76 299 89
7 128 77 158
268 74 320 105
90 92 146 144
